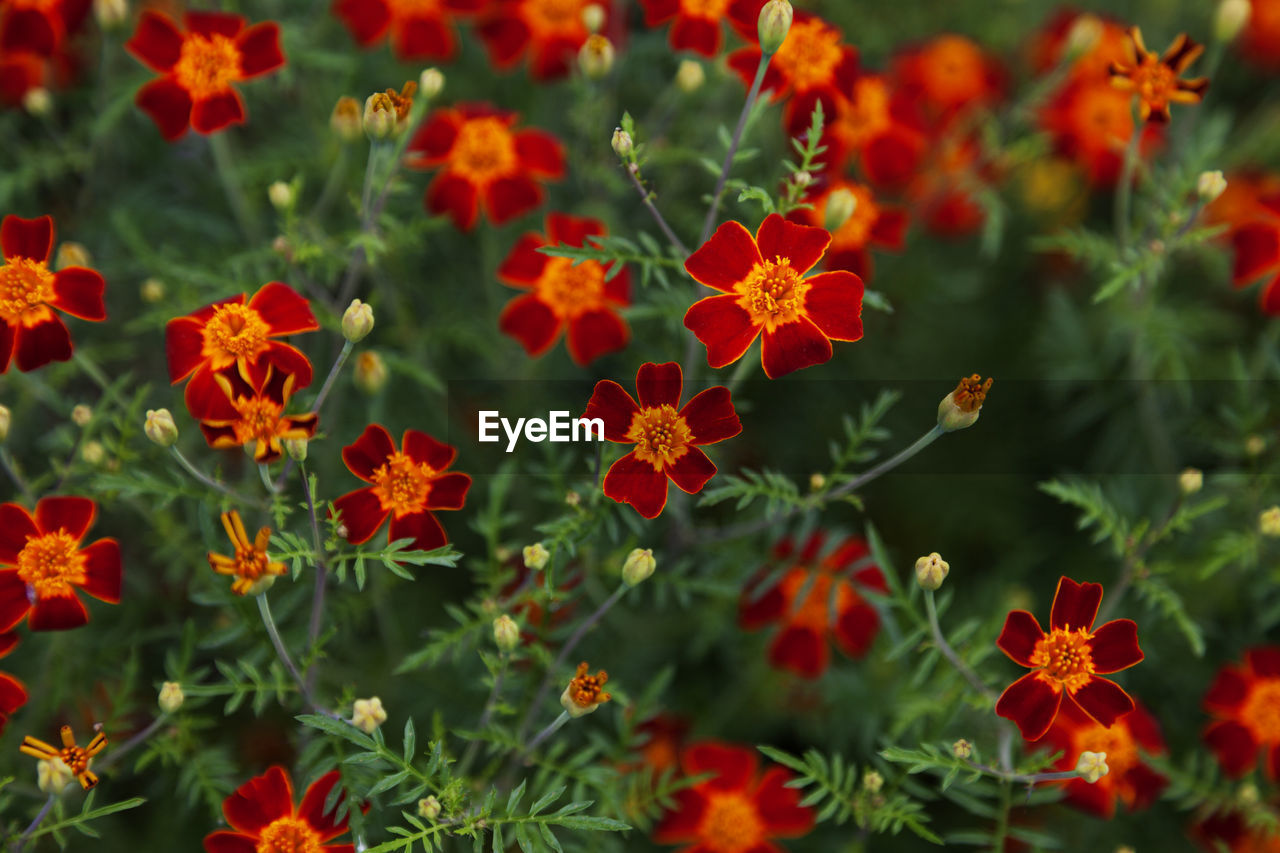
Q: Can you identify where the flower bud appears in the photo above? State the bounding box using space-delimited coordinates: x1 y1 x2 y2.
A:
140 277 165 303
523 542 550 571
418 796 441 820
363 82 416 140
285 438 308 462
560 662 611 718
419 67 444 99
93 0 128 28
676 59 705 93
952 739 972 759
1246 434 1266 456
581 3 605 33
862 770 883 793
579 34 615 78
757 0 793 55
938 374 992 432
622 547 655 586
354 350 388 394
1215 0 1251 42
0 405 9 442
158 681 185 713
611 128 633 158
71 404 92 427
1238 782 1260 806
352 697 388 734
494 614 519 652
915 552 949 590
1178 468 1203 495
23 87 51 116
145 408 178 447
1064 14 1103 57
55 242 91 271
565 490 581 507
1197 170 1227 203
823 188 857 233
331 96 363 142
342 298 375 342
37 757 76 795
1260 506 1280 538
82 440 105 466
1076 751 1109 784
809 472 825 491
268 181 294 210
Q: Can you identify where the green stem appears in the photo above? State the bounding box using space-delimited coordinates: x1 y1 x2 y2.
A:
701 51 772 244
168 446 260 507
992 779 1012 852
72 352 110 392
923 589 996 702
522 711 570 757
209 133 262 245
256 593 339 719
0 449 34 503
457 653 509 777
1113 110 1143 251
300 463 330 693
12 795 55 853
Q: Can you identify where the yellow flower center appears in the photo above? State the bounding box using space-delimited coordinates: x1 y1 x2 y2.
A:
523 0 586 35
450 117 519 185
229 394 287 447
699 792 764 853
626 405 692 470
58 745 92 777
17 531 86 600
1031 627 1095 693
736 257 809 331
201 303 271 370
680 0 729 17
173 33 241 100
371 452 436 518
828 184 879 248
1242 679 1280 744
536 257 606 319
771 18 843 90
256 816 322 853
834 76 891 150
0 256 55 327
1128 55 1178 112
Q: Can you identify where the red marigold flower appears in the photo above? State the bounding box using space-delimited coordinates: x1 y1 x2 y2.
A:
477 0 614 80
582 361 741 519
0 496 121 632
1 214 106 373
203 766 353 853
1031 699 1168 818
995 576 1144 741
1108 27 1208 124
1240 0 1280 72
20 725 107 790
1203 647 1280 780
332 0 483 61
788 179 907 280
1225 199 1280 316
637 0 731 57
208 510 288 596
683 213 864 379
739 532 888 679
166 282 318 420
498 212 630 365
198 366 319 464
809 73 927 185
0 633 28 736
905 134 992 237
891 33 1004 124
333 424 472 553
406 104 565 231
1 0 90 56
653 741 814 852
631 714 689 776
126 10 285 140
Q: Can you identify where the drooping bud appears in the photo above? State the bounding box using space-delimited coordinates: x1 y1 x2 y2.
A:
937 374 992 432
560 662 611 718
1260 506 1280 538
55 242 91 271
1215 0 1251 42
342 299 375 342
1178 468 1203 495
145 408 178 447
158 681 185 713
331 96 363 142
757 0 793 55
676 59 705 93
1197 170 1227 203
611 128 633 158
23 87 51 116
418 796 442 820
581 3 605 33
579 34 615 78
71 404 92 427
523 542 550 570
268 181 294 210
1076 751 1110 783
285 438 308 462
352 697 388 734
93 0 128 28
952 739 972 759
493 614 519 652
0 405 9 443
622 548 655 586
140 277 165 303
354 350 388 394
419 67 444 99
915 552 950 590
824 188 857 233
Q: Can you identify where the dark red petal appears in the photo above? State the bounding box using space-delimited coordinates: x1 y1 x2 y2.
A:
28 593 89 631
184 365 233 421
0 671 27 715
343 424 396 481
80 540 122 603
403 430 456 471
582 380 639 442
477 16 530 67
248 282 317 336
636 361 683 409
165 316 206 382
863 129 925 188
1246 647 1280 677
755 213 831 275
0 505 36 563
192 90 246 135
394 15 454 60
1089 619 1143 673
332 488 388 545
184 11 245 38
1204 720 1258 777
683 295 759 368
753 767 815 836
739 579 787 629
426 473 471 511
223 766 293 835
35 496 95 539
769 624 827 678
1204 666 1249 713
50 268 106 321
1231 224 1280 284
639 0 679 25
406 110 459 166
996 610 1044 667
262 343 314 390
684 220 762 292
484 176 542 225
1064 776 1115 819
528 38 576 80
389 510 448 551
298 771 349 841
203 831 257 853
669 15 721 57
802 271 863 342
497 233 549 285
499 294 561 357
650 787 707 843
833 599 880 659
683 741 758 791
1070 677 1135 727
515 130 565 177
996 672 1063 740
332 0 391 45
1050 576 1103 631
15 316 72 371
1123 762 1168 811
0 632 17 658
603 451 669 518
546 213 603 248
680 387 741 445
604 266 631 304
870 208 908 249
1 215 53 262
235 22 284 77
426 174 479 230
0 571 30 632
0 323 13 373
565 309 628 366
125 12 184 73
1 9 56 55
136 77 193 141
667 446 716 494
759 317 832 379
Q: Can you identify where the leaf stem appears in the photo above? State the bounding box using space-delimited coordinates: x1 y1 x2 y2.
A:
701 51 772 244
923 589 997 703
257 593 339 719
300 463 331 694
168 446 261 507
626 167 689 255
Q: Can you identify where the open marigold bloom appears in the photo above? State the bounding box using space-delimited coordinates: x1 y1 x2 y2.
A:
477 0 611 80
683 213 864 379
739 533 888 679
892 33 1004 124
653 741 814 853
788 179 907 280
1108 27 1208 124
810 73 927 185
995 576 1144 741
0 633 28 736
332 0 483 61
126 10 284 140
208 510 287 596
498 212 630 365
203 766 353 853
20 725 107 790
406 104 565 231
198 367 319 464
583 361 741 519
638 0 732 57
1032 699 1168 818
1203 647 1280 780
1226 197 1280 316
333 424 472 553
1 214 106 373
166 282 319 420
0 496 122 632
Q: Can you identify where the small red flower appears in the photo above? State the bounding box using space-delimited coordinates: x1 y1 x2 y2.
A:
810 73 926 186
788 179 907 280
631 714 689 776
583 361 741 519
477 0 614 79
0 633 28 735
333 424 472 553
198 367 319 464
1226 199 1280 316
1 214 106 373
1203 647 1280 780
653 741 814 852
637 0 731 57
126 10 284 140
332 0 483 61
1 0 89 56
498 213 630 365
995 576 1144 741
166 282 319 420
406 104 565 231
204 766 354 853
739 532 887 678
0 496 122 632
891 33 1004 124
683 213 864 379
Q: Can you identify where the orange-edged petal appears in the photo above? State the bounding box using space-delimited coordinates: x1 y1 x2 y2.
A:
1089 619 1143 673
1049 576 1102 631
1232 223 1280 285
426 173 479 230
403 429 456 471
426 473 471 511
1205 720 1258 777
332 487 388 545
996 672 1063 740
342 424 396 481
759 317 832 379
651 787 708 844
636 361 683 409
603 450 670 518
1070 677 1134 727
997 609 1044 667
185 11 245 38
497 233 550 285
755 213 831 276
683 741 758 791
684 294 759 368
136 76 193 141
165 316 208 382
80 540 122 603
50 268 106 320
0 323 13 373
684 221 763 292
1 214 54 263
35 495 95 540
833 599 880 659
203 831 257 853
583 380 639 442
1 9 56 55
753 766 815 837
255 342 314 391
0 504 35 562
0 632 17 658
0 671 27 716
222 765 294 835
332 0 391 45
389 509 448 552
514 130 565 178
192 90 246 135
680 387 740 445
484 176 542 225
297 770 350 841
126 11 184 72
565 309 627 366
15 316 72 372
0 571 30 632
667 446 716 494
770 624 828 678
28 593 89 631
802 271 863 342
499 294 561 357
249 282 318 335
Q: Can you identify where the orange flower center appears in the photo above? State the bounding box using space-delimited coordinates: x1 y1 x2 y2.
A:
230 394 287 446
568 668 609 707
1128 55 1177 112
0 256 55 327
59 745 92 776
450 117 519 185
202 303 271 369
827 184 879 248
522 0 586 37
771 19 843 91
698 791 765 853
626 405 692 470
173 33 241 100
680 0 729 17
736 257 809 331
1241 679 1280 743
256 816 322 853
834 77 891 150
1075 723 1136 774
536 257 607 319
1030 627 1095 693
232 543 273 582
779 569 852 632
371 451 436 518
17 531 86 600
917 35 988 106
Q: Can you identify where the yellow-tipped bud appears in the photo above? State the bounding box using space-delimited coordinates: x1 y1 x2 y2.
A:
82 441 105 466
1064 14 1103 57
268 181 294 211
1260 506 1280 538
494 614 520 652
809 472 826 491
862 770 883 793
418 796 442 820
285 438 308 462
579 34 614 78
953 739 972 759
158 681 185 713
352 697 388 734
915 552 950 590
342 299 375 343
938 374 992 432
55 242 91 271
1076 751 1110 784
37 757 76 795
331 96 363 142
354 350 388 394
140 277 166 303
757 0 793 55
1179 468 1203 495
23 87 51 116
1197 170 1227 203
1245 435 1266 456
612 127 633 158
1216 0 1251 42
71 404 92 427
145 408 178 447
676 59 705 93
419 67 444 99
523 542 550 570
622 547 655 586
93 0 128 28
824 188 857 233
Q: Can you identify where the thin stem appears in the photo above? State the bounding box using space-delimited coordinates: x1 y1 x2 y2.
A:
96 714 168 772
0 449 34 503
1113 112 1143 252
924 590 996 702
725 344 758 396
457 653 509 776
72 352 110 392
169 446 261 507
310 143 351 222
1096 493 1183 624
522 711 570 757
258 463 279 494
256 593 339 719
300 463 330 693
209 133 262 245
626 167 689 255
273 339 356 491
11 795 55 853
335 143 385 307
992 778 1013 851
701 52 772 244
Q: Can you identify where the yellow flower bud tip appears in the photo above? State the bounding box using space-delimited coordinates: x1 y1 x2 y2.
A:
862 770 883 793
55 242 91 271
0 404 10 443
1215 0 1251 42
581 3 605 33
419 67 444 99
523 542 550 571
561 661 611 718
792 171 812 188
823 188 858 233
1076 751 1109 784
82 441 106 466
938 374 992 432
952 739 972 759
352 697 388 734
809 472 826 491
284 438 308 462
1245 435 1266 456
342 298 375 342
140 277 166 303
676 59 705 93
622 547 656 586
1260 506 1280 538
579 34 614 78
1178 468 1203 495
1197 170 1227 203
493 614 520 652
158 681 185 713
93 0 128 28
145 408 179 448
611 128 633 158
418 796 442 820
268 181 294 210
331 96 363 142
915 552 950 590
354 350 388 394
23 87 51 116
757 0 793 55
1115 847 1136 853
71 404 92 427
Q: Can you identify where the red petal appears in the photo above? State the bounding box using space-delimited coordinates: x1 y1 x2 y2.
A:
529 38 577 80
477 16 530 67
996 672 1063 740
297 771 349 841
669 15 721 57
639 0 679 23
499 294 561 357
0 671 27 715
1 214 53 262
1063 776 1115 818
753 766 815 836
332 0 391 45
235 22 285 78
1204 666 1249 713
769 624 827 677
684 295 759 369
1262 275 1280 315
184 11 245 38
739 578 787 629
996 610 1044 667
0 323 13 373
0 571 30 632
426 174 479 230
332 488 388 545
223 766 294 835
136 77 193 141
667 446 716 494
262 342 314 390
50 268 106 320
0 632 17 658
565 309 628 365
165 316 206 382
683 741 758 791
248 282 317 336
35 495 95 539
651 787 707 843
1050 576 1103 631
0 505 35 563
546 212 603 248
1232 224 1280 284
755 213 831 275
1204 720 1258 777
484 176 542 225
802 271 863 342
1 9 56 55
80 540 122 603
203 831 257 853
1269 743 1280 781
515 130 565 177
497 233 549 285
126 11 184 72
426 473 471 511
603 451 670 518
582 380 639 441
759 317 832 379
1246 647 1280 677
28 593 88 631
343 424 396 481
403 429 456 471
684 220 762 292
1070 677 1135 727
870 208 908 249
1089 619 1143 673
389 510 448 551
863 129 925 188
184 365 233 421
191 90 246 135
1123 762 1169 811
680 387 740 445
636 361 683 409
726 0 764 39
394 15 454 60
407 110 459 166
832 599 880 659
15 316 72 371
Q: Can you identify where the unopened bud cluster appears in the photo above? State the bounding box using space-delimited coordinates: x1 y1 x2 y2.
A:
352 697 388 734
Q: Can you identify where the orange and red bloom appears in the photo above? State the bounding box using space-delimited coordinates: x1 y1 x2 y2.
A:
892 33 1004 123
0 497 121 632
0 633 27 735
582 361 740 519
739 533 887 678
332 0 483 61
198 366 319 464
1 214 105 373
1225 196 1280 316
1203 647 1280 780
334 424 472 553
638 0 732 57
653 741 814 853
208 510 287 596
683 213 864 379
126 10 285 140
204 766 353 853
477 0 611 80
407 104 565 231
498 213 630 365
788 180 907 280
1108 27 1208 124
995 576 1143 741
813 74 926 186
20 725 107 790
